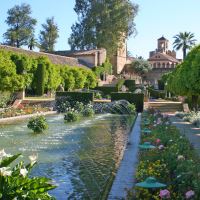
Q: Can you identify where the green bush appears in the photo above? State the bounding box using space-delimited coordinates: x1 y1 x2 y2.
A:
148 87 165 99
127 103 136 114
64 111 79 122
95 86 118 95
82 107 95 117
0 91 11 108
0 150 56 199
56 92 94 104
27 116 48 133
111 93 144 112
94 92 102 99
124 80 135 92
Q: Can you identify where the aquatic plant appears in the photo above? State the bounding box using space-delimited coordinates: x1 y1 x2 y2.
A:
27 115 48 133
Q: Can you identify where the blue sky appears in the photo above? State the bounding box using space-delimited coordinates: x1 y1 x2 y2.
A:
0 0 200 59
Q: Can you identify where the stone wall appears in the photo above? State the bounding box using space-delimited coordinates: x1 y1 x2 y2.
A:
0 45 88 68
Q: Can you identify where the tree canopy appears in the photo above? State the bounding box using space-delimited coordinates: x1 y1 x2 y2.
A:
39 17 59 52
3 3 37 48
166 45 200 109
68 0 138 57
173 32 196 59
129 58 152 77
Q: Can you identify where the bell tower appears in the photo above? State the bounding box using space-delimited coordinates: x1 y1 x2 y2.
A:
157 36 169 53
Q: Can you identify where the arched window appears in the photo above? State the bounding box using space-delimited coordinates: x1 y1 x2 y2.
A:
162 63 165 68
171 63 174 68
157 63 161 68
153 63 156 68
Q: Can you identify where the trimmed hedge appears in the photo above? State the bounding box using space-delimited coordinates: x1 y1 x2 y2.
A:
124 80 135 92
148 87 165 99
111 92 144 112
56 92 94 104
95 86 118 95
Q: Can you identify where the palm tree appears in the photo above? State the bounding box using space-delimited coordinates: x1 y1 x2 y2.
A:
173 32 196 59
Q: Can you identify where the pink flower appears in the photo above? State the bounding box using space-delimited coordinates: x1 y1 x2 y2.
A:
158 145 164 150
156 139 161 144
159 189 170 199
185 190 195 199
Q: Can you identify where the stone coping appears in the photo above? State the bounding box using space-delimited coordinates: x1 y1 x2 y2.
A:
0 111 57 124
108 113 141 199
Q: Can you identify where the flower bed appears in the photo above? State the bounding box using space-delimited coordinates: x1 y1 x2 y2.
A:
0 105 52 119
128 109 200 199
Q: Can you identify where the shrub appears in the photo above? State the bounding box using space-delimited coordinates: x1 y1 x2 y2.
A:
0 91 11 108
0 150 56 199
56 92 94 104
82 107 95 117
64 111 79 122
95 86 118 95
127 103 136 114
95 92 102 99
74 101 85 112
148 87 165 99
111 93 144 112
124 80 135 92
27 116 48 133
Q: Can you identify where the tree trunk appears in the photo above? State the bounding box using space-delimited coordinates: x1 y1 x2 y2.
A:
191 95 199 111
183 48 187 60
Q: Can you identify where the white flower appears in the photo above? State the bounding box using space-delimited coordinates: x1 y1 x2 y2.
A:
0 167 12 176
177 155 185 160
29 154 38 165
0 149 12 160
20 168 28 177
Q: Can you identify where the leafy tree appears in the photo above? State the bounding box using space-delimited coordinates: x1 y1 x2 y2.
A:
39 17 59 52
70 68 86 89
28 37 38 50
3 3 37 48
60 67 75 91
69 0 138 57
167 45 200 109
129 58 152 77
173 32 196 59
0 51 24 91
81 69 97 89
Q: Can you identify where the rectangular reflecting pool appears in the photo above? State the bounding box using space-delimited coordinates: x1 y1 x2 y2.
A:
0 114 135 199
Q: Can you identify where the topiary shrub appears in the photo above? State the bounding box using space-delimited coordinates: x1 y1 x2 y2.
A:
27 116 48 133
124 80 135 92
64 111 79 122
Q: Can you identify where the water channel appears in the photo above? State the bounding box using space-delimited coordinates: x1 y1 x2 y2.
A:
0 114 135 199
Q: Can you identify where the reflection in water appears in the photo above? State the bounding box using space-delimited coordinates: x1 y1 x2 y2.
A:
0 114 135 199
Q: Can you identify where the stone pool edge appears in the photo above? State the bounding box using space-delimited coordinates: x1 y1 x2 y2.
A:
108 113 141 200
0 111 57 124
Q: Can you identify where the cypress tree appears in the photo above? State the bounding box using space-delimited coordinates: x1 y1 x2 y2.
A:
35 60 46 96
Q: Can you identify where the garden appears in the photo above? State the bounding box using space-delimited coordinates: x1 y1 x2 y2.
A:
127 109 200 199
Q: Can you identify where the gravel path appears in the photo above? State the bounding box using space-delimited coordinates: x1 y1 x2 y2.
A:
169 115 200 156
108 113 141 200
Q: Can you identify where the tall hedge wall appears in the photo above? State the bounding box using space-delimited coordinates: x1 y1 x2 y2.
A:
56 92 94 104
95 86 118 95
124 80 135 92
111 92 144 112
148 87 165 99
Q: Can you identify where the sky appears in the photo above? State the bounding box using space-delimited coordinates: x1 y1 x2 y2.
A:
0 0 200 59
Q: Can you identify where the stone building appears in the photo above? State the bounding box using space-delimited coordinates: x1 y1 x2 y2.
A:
146 36 181 88
52 48 107 68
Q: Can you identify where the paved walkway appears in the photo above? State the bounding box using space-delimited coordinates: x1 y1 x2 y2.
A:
169 115 200 156
108 113 141 200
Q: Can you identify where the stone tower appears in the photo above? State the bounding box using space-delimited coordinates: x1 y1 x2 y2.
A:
111 40 127 75
157 36 169 53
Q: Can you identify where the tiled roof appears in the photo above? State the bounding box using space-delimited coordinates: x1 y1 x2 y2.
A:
148 52 179 63
158 36 167 41
0 45 89 68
